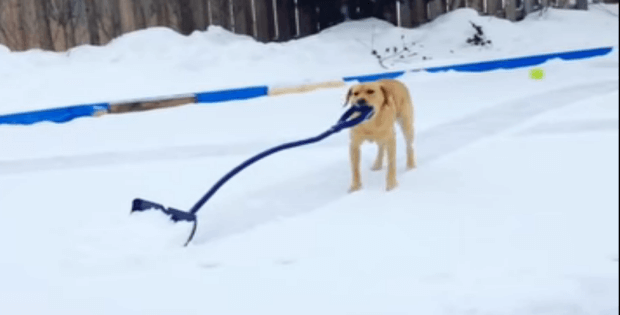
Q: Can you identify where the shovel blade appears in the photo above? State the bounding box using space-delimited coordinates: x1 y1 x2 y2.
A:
131 198 196 222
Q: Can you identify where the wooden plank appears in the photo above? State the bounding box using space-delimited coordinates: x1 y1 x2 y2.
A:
175 0 197 35
165 0 184 32
296 2 318 36
505 0 518 21
315 0 343 30
450 0 466 10
427 0 447 20
576 0 588 9
154 0 172 27
379 0 398 26
468 0 483 13
131 0 146 30
19 0 41 50
74 0 91 47
132 0 162 29
275 0 296 41
189 0 208 31
523 0 534 14
47 0 67 51
411 0 427 26
85 0 100 44
51 0 78 50
145 0 160 27
35 0 55 50
109 96 196 114
269 81 345 96
232 0 253 35
254 0 276 41
0 0 24 51
485 0 502 16
86 0 121 46
399 0 414 27
209 0 232 30
118 0 136 33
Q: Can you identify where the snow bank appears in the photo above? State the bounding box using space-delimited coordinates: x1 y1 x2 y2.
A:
0 6 618 114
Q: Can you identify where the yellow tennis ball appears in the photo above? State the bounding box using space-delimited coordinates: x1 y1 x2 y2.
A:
529 68 545 80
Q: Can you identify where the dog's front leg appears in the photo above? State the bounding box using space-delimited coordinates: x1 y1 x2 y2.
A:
386 136 398 191
372 143 385 171
349 137 363 192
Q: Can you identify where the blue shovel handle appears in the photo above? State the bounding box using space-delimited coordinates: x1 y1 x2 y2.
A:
188 104 374 216
133 104 374 247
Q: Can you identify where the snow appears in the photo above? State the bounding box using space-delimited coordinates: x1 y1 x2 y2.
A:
1 6 618 115
0 5 618 315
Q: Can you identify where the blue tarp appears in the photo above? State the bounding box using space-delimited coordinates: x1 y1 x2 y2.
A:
0 103 109 126
195 86 269 103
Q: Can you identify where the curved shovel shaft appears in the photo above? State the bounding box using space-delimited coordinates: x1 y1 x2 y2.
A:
130 104 374 246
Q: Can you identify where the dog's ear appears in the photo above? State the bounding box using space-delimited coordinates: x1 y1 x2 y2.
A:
343 87 353 107
380 85 392 108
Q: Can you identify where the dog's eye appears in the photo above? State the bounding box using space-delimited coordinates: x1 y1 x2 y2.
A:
354 92 360 96
367 90 375 95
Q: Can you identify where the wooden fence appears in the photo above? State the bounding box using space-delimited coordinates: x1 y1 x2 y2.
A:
0 0 599 52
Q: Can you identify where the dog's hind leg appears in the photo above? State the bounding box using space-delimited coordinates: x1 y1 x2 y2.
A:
386 135 398 191
371 143 385 171
398 115 416 170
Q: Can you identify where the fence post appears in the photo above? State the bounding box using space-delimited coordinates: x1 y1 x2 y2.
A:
19 0 42 50
118 0 136 33
411 0 427 26
188 0 209 31
576 0 588 9
210 0 233 31
450 0 466 10
232 0 253 35
485 0 502 16
505 0 518 21
379 0 398 26
427 0 447 21
296 1 319 37
34 0 55 50
254 0 276 41
469 0 483 14
176 0 196 35
84 0 99 44
0 1 19 50
399 0 414 27
275 0 296 41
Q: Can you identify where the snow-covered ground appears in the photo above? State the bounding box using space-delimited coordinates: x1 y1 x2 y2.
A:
1 5 618 315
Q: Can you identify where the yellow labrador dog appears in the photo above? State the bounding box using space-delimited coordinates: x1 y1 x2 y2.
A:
343 79 416 192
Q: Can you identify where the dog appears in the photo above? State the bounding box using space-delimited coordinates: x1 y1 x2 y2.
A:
343 79 416 192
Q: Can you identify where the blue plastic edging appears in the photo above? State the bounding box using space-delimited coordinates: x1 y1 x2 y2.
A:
342 70 407 83
425 46 614 73
195 86 269 103
0 46 614 127
0 103 110 126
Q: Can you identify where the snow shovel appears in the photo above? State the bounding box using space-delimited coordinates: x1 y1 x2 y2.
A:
131 103 375 247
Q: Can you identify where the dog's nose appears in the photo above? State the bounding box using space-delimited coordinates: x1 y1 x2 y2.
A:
356 98 368 106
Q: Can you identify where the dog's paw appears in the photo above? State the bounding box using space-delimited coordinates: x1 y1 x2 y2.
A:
407 155 417 170
348 182 362 193
386 180 399 191
371 164 383 171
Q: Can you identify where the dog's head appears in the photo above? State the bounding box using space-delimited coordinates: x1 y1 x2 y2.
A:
343 82 392 116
